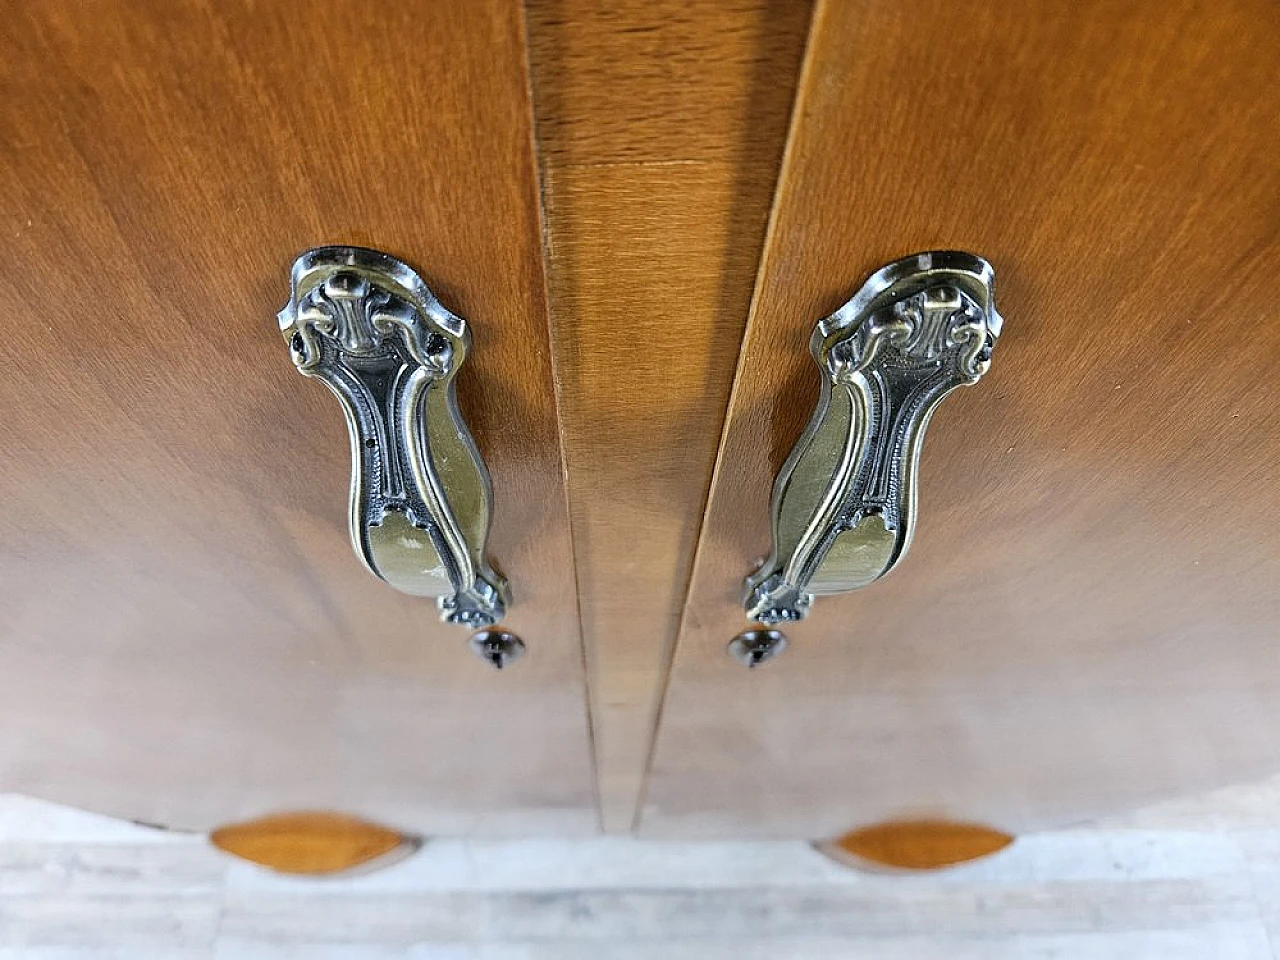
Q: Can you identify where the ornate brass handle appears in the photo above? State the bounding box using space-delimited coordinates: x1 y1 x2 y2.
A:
278 246 509 632
745 251 1002 624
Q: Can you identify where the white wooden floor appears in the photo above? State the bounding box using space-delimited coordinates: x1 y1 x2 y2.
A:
3 777 1280 958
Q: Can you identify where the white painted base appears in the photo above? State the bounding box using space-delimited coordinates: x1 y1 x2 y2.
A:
3 776 1280 958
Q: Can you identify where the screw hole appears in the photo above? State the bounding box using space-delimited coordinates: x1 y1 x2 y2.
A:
364 438 377 448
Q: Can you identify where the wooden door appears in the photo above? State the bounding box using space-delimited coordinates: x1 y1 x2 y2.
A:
5 0 1278 842
0 0 595 834
524 0 814 830
641 0 1280 837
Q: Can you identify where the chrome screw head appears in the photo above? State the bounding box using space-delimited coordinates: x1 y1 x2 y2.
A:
727 629 788 668
469 630 526 669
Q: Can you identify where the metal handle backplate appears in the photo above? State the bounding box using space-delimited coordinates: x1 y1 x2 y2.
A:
745 251 1002 624
279 246 509 630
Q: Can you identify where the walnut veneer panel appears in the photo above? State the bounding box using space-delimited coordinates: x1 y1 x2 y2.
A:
0 0 594 833
643 0 1280 837
526 0 814 829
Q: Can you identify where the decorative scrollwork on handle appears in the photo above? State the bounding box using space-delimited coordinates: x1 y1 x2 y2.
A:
279 246 509 631
745 251 1002 625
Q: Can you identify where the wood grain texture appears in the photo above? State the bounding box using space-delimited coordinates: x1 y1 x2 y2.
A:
0 0 594 834
210 812 412 875
818 820 1016 872
642 0 1280 837
526 0 814 830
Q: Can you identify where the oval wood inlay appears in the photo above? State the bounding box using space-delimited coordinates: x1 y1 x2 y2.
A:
211 811 414 875
819 820 1015 871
